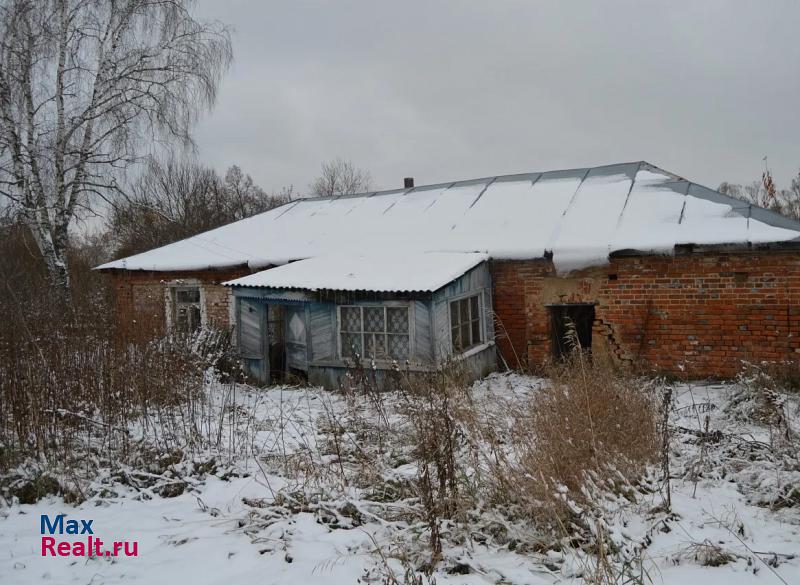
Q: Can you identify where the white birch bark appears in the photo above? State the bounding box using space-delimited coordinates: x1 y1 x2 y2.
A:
0 0 231 297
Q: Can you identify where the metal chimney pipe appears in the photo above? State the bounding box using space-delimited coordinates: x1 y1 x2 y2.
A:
404 177 414 189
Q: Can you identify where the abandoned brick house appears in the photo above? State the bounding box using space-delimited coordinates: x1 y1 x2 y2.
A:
97 161 800 387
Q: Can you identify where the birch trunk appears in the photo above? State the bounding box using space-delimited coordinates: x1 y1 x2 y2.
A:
0 0 232 297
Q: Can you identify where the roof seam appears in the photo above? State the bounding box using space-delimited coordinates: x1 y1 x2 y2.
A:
615 161 644 228
467 177 498 209
273 200 301 220
676 181 691 225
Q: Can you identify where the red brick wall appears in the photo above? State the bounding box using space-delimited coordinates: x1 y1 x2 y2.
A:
490 259 552 369
106 267 250 340
491 250 800 378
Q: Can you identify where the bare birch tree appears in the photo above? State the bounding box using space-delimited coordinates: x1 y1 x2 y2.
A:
309 157 373 197
0 0 232 298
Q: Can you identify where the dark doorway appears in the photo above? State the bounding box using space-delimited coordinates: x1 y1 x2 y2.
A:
548 303 595 359
267 305 286 382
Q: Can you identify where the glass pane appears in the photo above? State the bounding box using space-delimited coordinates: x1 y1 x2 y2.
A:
451 326 461 351
364 307 385 333
449 301 458 327
341 333 362 358
189 305 201 332
374 334 387 358
460 323 470 349
177 288 200 303
177 306 189 330
460 299 470 322
471 318 481 344
341 306 361 332
470 295 479 319
364 333 389 359
388 334 409 360
387 307 408 333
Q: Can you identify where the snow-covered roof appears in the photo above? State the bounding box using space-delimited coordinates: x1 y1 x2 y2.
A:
97 161 800 275
225 252 488 292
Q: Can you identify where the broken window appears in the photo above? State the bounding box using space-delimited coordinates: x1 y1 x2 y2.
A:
449 294 483 353
339 305 410 361
173 287 202 333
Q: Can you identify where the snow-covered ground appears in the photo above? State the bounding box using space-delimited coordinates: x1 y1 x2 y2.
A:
1 375 798 585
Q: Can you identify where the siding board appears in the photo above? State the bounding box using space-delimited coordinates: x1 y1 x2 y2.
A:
309 303 335 362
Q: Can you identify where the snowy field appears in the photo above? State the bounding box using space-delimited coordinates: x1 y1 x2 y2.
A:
1 374 799 585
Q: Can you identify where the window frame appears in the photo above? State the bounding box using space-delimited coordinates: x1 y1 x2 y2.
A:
448 291 484 354
336 302 413 364
169 284 204 334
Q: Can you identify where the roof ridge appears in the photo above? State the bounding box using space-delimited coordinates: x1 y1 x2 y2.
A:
298 160 651 203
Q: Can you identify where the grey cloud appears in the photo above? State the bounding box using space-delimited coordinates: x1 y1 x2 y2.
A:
193 0 800 195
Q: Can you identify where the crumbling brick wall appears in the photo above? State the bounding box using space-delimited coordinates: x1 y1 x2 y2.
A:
106 267 250 340
491 249 800 378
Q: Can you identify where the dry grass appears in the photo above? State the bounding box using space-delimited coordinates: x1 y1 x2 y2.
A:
485 350 660 541
0 220 250 484
397 363 473 565
733 362 798 439
530 352 659 494
339 358 475 568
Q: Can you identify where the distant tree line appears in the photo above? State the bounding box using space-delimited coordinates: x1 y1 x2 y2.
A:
719 167 800 221
110 159 293 258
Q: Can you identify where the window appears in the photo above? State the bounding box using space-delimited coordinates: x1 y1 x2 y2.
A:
449 294 482 352
173 287 201 333
339 305 409 361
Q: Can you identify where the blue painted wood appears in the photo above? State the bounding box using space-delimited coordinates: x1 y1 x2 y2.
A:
231 261 497 389
309 303 335 361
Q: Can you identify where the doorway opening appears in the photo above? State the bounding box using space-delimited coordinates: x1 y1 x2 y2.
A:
267 305 286 382
548 303 595 359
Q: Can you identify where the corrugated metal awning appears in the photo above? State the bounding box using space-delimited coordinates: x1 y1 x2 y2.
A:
224 252 488 293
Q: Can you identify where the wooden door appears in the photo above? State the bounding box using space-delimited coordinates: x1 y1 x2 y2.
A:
284 304 308 372
238 298 268 383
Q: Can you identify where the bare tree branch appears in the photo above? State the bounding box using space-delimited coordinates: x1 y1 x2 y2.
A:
108 157 291 258
309 157 373 198
0 0 232 297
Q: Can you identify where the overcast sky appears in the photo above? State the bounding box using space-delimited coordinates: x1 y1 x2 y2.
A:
192 0 800 196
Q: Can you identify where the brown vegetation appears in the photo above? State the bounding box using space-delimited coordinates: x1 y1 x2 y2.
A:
485 351 660 542
0 218 237 482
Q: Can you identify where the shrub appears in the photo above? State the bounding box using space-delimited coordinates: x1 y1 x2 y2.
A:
531 352 659 492
397 362 473 564
492 350 660 536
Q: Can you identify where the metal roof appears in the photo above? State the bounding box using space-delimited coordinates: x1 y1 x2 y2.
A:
224 252 489 293
96 161 800 275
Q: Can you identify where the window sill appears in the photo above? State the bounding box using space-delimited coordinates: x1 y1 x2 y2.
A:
453 340 495 360
310 359 437 372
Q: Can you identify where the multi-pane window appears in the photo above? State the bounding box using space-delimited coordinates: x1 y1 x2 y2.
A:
449 294 482 352
340 305 409 361
174 287 202 333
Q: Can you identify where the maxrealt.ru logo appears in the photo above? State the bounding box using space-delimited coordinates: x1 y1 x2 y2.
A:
40 514 139 557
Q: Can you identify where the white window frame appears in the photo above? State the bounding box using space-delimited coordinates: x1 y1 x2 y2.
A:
448 291 485 354
336 303 413 364
165 282 205 333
